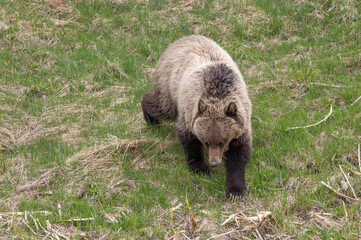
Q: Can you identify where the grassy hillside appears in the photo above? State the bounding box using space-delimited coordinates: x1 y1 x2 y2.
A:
0 0 360 239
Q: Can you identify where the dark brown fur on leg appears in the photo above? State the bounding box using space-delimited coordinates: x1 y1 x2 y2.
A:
141 92 160 124
177 128 210 174
224 137 251 200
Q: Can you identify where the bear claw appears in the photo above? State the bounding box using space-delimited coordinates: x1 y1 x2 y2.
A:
227 192 245 202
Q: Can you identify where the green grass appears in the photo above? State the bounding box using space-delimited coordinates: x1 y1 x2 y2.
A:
1 0 361 239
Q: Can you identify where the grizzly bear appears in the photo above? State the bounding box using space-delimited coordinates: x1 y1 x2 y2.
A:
141 35 252 200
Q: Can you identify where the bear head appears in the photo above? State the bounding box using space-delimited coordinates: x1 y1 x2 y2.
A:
193 98 244 167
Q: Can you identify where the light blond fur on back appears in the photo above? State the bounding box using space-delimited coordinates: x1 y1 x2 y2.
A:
146 35 251 138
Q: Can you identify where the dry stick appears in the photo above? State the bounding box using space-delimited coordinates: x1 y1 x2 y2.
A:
37 219 51 237
181 232 191 240
320 181 357 202
42 233 51 240
255 228 264 240
350 95 361 106
168 230 186 240
309 82 351 88
58 204 62 217
339 164 361 176
0 211 52 217
286 105 333 131
339 165 358 200
221 213 237 226
342 200 348 220
52 233 61 240
66 217 94 222
27 211 39 231
222 211 273 227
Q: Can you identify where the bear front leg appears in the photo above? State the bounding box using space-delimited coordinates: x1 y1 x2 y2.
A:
224 137 251 200
177 128 210 174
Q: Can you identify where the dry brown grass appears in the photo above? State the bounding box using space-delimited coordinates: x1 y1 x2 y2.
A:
65 135 146 195
0 154 58 210
66 135 142 170
0 80 129 150
159 196 288 239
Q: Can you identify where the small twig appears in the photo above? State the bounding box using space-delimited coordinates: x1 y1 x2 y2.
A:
339 165 358 200
66 217 94 222
168 230 186 240
350 96 361 106
58 204 62 217
286 104 332 131
296 0 307 6
320 181 357 202
181 232 191 240
255 228 264 240
42 232 51 240
0 211 52 217
342 200 348 220
37 219 51 237
309 82 351 88
52 233 60 240
339 164 361 176
221 213 237 226
27 211 39 231
206 229 236 240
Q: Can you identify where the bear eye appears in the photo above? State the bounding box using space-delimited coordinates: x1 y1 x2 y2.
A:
204 141 209 147
218 142 224 147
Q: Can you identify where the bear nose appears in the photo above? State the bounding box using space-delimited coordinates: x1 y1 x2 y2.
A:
209 161 220 167
209 160 219 167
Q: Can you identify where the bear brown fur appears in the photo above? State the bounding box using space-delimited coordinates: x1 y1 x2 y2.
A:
141 35 252 200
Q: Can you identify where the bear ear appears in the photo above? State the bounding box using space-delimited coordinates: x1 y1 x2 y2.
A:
198 98 208 114
225 102 237 117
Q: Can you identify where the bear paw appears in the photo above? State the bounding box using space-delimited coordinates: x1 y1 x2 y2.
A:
226 186 246 201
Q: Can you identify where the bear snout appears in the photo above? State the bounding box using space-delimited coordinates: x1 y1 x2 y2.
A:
208 146 223 167
209 160 220 167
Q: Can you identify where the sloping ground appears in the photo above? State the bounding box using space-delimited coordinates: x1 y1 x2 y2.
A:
0 0 361 239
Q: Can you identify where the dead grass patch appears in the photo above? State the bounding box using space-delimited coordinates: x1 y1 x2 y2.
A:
61 126 83 146
65 135 145 195
296 0 358 25
0 210 87 239
17 167 58 193
66 135 142 171
307 210 344 231
234 4 269 31
0 101 100 150
4 155 29 188
1 154 59 209
162 196 284 239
